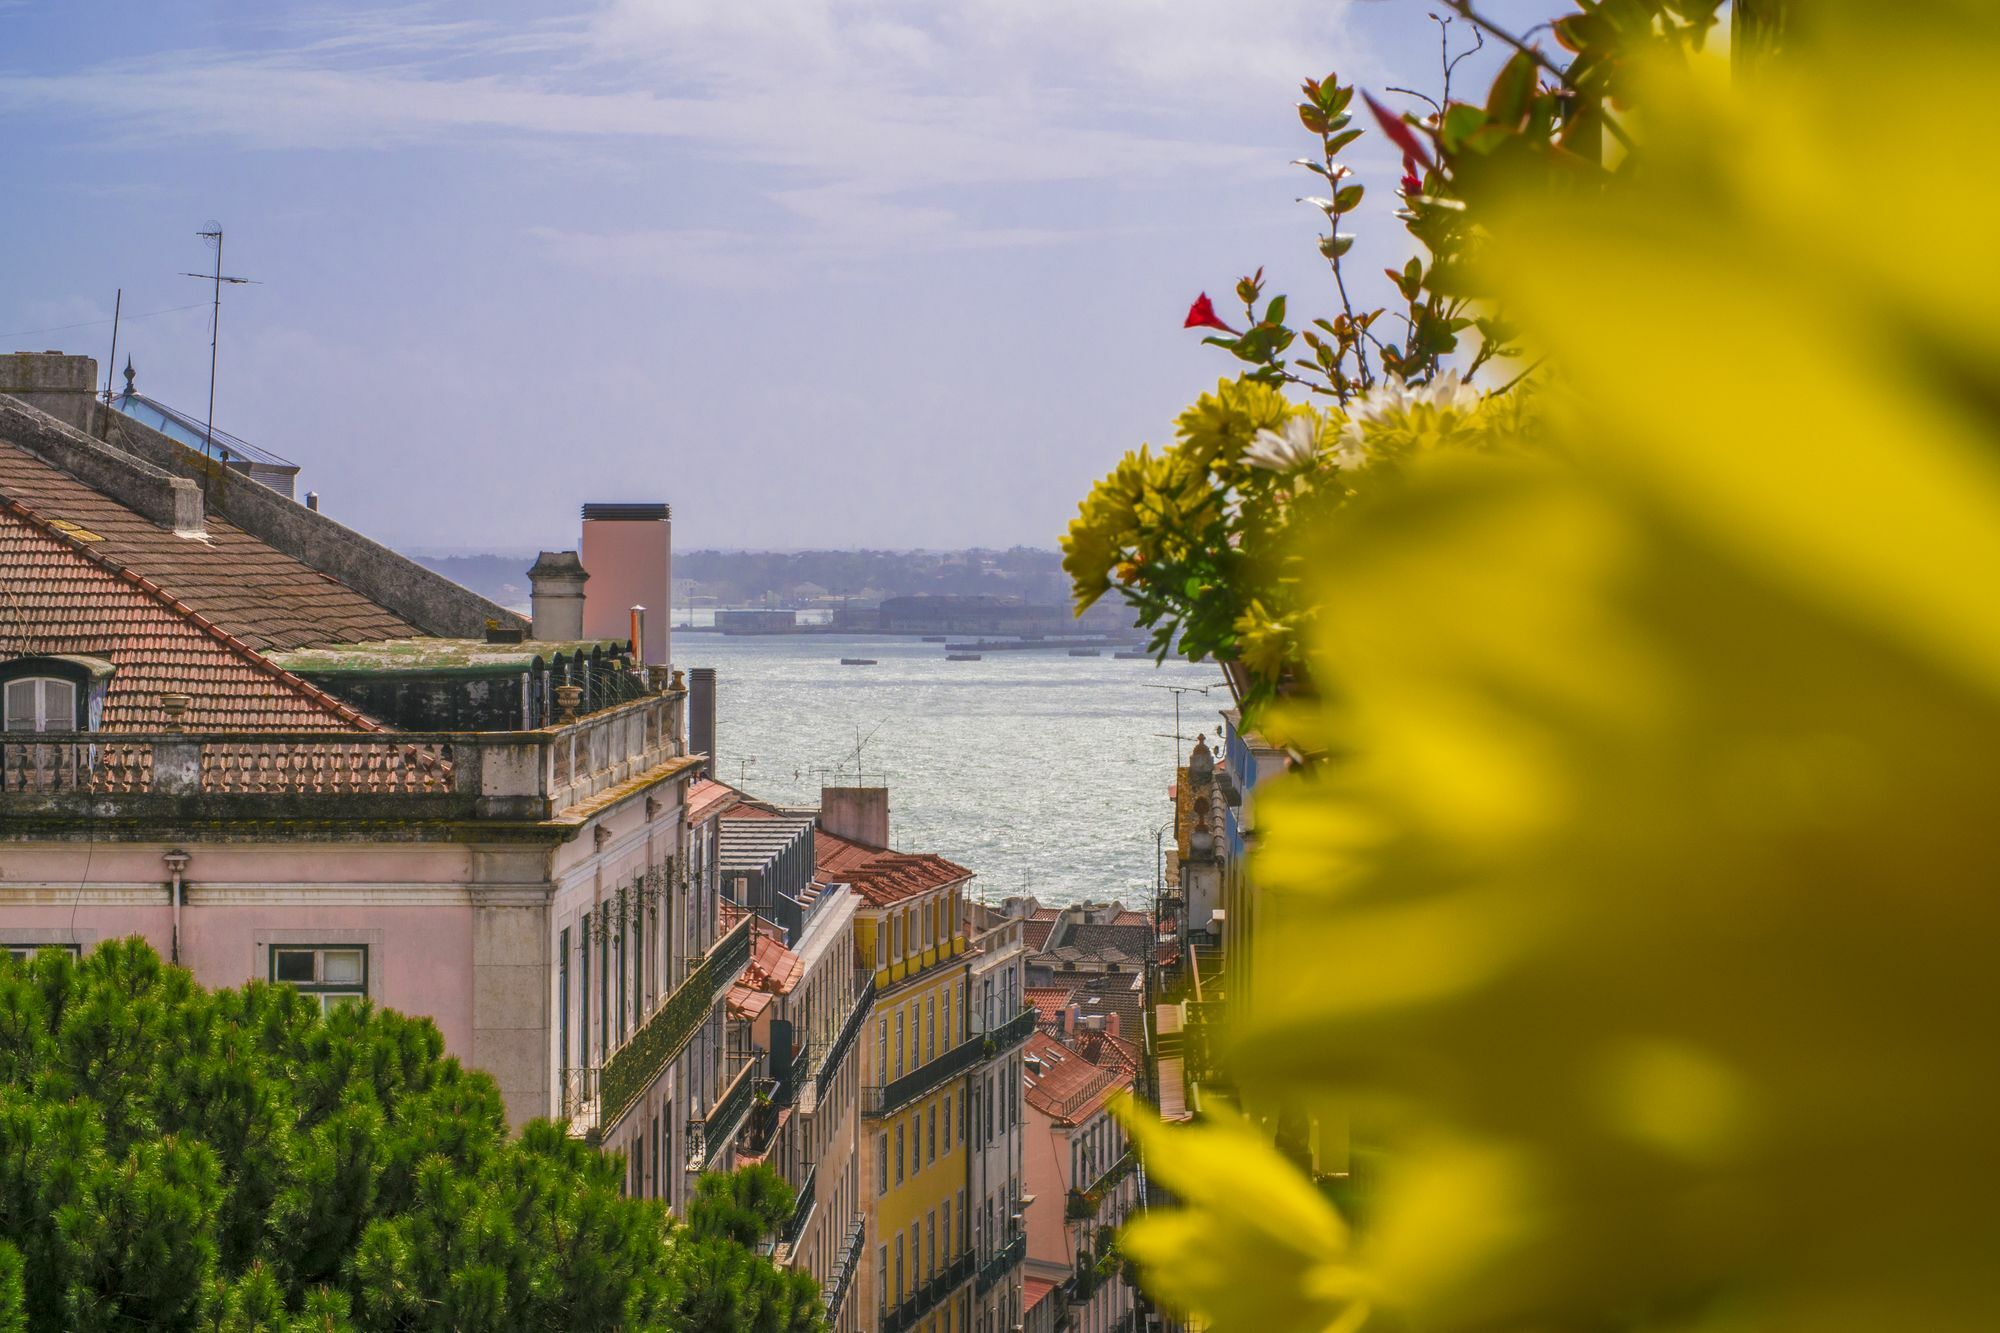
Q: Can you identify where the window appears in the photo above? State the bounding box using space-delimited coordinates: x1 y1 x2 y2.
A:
613 925 626 1046
631 1127 644 1197
943 1093 952 1152
3 677 76 733
911 1113 922 1177
581 914 593 1066
894 1235 905 1302
272 946 366 1012
928 1104 937 1163
4 943 79 964
891 915 901 960
895 1123 905 1183
894 1011 905 1079
926 996 936 1061
942 1199 952 1260
558 928 571 1075
926 1210 936 1278
878 1133 889 1195
878 1017 889 1082
878 1247 889 1315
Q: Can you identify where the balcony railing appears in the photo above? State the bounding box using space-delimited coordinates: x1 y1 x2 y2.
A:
822 1218 865 1327
811 972 876 1102
597 913 754 1129
976 1231 1025 1294
686 1050 763 1172
0 689 688 823
863 1005 1036 1119
1067 1150 1137 1220
883 1248 976 1333
779 1165 817 1251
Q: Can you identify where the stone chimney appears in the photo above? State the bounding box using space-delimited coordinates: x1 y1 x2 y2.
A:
0 351 99 430
689 667 717 779
580 502 671 666
527 551 588 642
819 786 890 848
1105 1012 1121 1039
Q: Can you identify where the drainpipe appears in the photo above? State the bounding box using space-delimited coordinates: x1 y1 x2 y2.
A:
163 848 191 964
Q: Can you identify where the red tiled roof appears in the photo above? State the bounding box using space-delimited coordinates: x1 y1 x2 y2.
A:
814 826 971 907
0 437 419 652
1073 1030 1142 1077
1022 918 1056 951
1 503 379 732
685 777 741 824
1024 1276 1059 1312
1026 985 1076 1021
1023 1031 1130 1126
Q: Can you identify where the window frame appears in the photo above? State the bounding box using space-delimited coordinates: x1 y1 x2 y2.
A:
0 656 107 734
269 943 370 1012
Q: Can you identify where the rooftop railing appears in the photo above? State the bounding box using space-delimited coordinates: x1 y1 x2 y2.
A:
0 689 687 823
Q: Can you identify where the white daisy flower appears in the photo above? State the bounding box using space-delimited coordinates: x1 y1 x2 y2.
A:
1244 416 1320 473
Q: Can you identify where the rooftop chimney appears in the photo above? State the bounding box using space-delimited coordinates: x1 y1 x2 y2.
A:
689 667 717 779
820 786 889 848
0 351 99 430
1105 1012 1121 1039
580 503 670 664
527 550 588 642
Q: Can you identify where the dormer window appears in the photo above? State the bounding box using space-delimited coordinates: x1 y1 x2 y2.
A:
4 677 76 733
1 656 112 734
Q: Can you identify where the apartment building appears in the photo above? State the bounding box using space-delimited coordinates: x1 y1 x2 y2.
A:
0 352 738 1216
1021 1034 1140 1333
965 903 1030 1333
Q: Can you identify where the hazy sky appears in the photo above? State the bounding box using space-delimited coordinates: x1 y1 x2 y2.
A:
1 0 1555 552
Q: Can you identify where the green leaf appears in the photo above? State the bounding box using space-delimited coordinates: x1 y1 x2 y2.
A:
1486 50 1538 125
1333 184 1365 213
1326 128 1364 156
1441 102 1488 154
1265 295 1288 328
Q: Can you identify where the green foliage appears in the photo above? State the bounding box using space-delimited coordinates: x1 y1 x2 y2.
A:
672 1167 823 1333
0 940 820 1333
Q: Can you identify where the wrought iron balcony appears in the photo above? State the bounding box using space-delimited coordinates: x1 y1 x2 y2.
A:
976 1231 1025 1294
864 1005 1037 1119
812 972 875 1102
598 914 754 1130
822 1217 865 1327
779 1164 816 1251
686 1051 762 1173
883 1248 976 1333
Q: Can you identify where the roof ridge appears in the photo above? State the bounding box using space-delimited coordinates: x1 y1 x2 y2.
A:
0 494 384 732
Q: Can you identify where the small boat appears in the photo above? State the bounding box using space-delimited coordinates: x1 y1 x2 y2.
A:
1114 650 1151 660
921 635 946 643
1068 648 1101 657
839 657 878 666
946 653 982 661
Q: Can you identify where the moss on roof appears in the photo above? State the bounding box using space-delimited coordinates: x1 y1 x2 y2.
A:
268 637 628 678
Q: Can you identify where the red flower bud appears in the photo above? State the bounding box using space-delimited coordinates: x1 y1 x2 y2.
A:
1183 292 1240 335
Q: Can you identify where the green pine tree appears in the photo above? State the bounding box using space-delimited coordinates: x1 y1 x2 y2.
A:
0 939 824 1332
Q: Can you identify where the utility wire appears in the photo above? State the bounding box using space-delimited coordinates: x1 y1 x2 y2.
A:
0 302 209 341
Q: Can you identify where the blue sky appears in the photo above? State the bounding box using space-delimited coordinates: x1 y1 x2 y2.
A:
1 0 1558 551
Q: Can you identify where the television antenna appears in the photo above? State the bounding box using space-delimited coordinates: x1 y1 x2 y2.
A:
1145 681 1228 765
180 223 260 463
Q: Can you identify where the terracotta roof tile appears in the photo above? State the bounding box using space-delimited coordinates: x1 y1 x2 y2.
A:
1022 1031 1130 1125
814 826 971 907
1 505 377 733
0 438 419 652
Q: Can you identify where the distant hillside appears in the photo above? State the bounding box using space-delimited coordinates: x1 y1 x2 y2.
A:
411 548 1071 613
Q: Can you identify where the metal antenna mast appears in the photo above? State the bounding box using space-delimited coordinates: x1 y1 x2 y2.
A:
181 224 259 459
101 288 122 403
1145 682 1225 766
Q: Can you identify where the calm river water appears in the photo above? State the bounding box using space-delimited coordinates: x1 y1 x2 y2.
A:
671 631 1222 907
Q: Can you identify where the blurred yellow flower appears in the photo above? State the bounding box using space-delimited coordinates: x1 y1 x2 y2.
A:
1129 5 2000 1333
